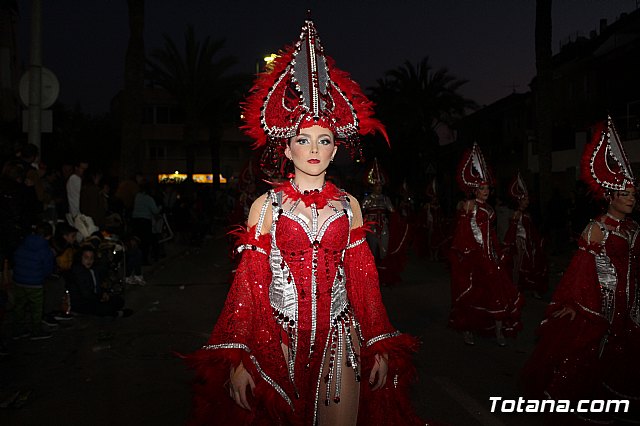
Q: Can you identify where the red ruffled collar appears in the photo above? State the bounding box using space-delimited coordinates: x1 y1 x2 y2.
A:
273 180 344 209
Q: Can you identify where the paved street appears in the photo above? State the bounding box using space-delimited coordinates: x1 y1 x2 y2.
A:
0 234 567 426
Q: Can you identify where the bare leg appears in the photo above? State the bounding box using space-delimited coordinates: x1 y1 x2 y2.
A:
317 328 360 426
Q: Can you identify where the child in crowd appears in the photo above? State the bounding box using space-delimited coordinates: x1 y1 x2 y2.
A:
68 246 132 317
11 222 55 340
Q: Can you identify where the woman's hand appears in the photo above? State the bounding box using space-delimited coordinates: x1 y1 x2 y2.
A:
553 306 576 320
369 353 388 391
229 362 256 410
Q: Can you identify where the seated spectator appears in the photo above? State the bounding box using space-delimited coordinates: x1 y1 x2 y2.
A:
10 222 55 340
68 246 132 318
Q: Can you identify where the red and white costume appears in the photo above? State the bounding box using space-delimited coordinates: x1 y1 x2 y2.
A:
184 19 426 426
448 143 523 335
522 117 640 421
503 172 548 295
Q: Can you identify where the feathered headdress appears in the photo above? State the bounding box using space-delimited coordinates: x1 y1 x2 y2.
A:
456 142 494 192
365 158 388 186
508 171 528 201
580 116 635 199
241 19 388 174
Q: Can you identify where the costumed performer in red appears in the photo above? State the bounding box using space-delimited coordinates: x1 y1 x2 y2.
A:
184 18 427 426
521 116 639 424
448 143 523 346
503 171 548 298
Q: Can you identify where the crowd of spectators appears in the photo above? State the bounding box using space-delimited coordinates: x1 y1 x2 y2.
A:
0 142 225 356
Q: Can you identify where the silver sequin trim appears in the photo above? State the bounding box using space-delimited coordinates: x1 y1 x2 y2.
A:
249 354 294 408
366 331 401 347
346 238 365 250
255 191 272 240
201 342 250 351
236 244 267 255
470 205 483 247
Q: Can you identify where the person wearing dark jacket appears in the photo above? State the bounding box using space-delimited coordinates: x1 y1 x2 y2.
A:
68 246 131 317
11 222 55 340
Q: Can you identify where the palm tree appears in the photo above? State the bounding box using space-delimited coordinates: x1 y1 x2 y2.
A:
535 0 553 225
120 0 144 180
369 57 477 187
146 26 241 185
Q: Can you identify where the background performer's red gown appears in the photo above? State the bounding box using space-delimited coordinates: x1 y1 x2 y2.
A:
448 201 523 335
503 213 549 295
521 215 640 421
184 184 426 425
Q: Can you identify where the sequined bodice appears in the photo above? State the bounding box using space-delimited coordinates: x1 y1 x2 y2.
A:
275 214 350 329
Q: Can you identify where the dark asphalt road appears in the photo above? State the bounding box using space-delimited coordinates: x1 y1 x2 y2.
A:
0 236 568 426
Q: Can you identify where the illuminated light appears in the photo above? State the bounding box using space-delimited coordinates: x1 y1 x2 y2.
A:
263 53 279 72
158 173 187 184
159 173 229 184
263 53 278 63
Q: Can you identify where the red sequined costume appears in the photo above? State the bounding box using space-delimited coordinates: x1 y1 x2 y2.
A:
503 212 548 295
185 182 424 425
503 172 548 295
521 216 639 402
521 117 640 421
448 200 524 335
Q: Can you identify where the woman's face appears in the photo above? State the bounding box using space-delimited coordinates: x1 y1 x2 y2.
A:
285 125 337 178
475 184 490 201
609 187 636 217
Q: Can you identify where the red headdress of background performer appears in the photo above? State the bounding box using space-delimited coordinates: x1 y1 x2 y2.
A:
580 115 636 199
508 170 528 201
366 157 388 186
241 19 388 175
456 142 494 192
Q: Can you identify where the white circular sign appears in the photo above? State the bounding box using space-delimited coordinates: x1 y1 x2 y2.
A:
19 67 60 109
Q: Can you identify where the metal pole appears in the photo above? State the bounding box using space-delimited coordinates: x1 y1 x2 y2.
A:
28 0 42 151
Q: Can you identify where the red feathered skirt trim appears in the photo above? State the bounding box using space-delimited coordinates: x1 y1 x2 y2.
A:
182 348 294 426
357 333 426 426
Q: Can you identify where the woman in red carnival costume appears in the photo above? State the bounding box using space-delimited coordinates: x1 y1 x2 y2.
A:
184 19 427 426
521 116 640 423
503 172 548 298
448 143 523 346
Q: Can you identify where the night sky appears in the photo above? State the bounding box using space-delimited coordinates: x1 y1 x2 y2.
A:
16 0 637 115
